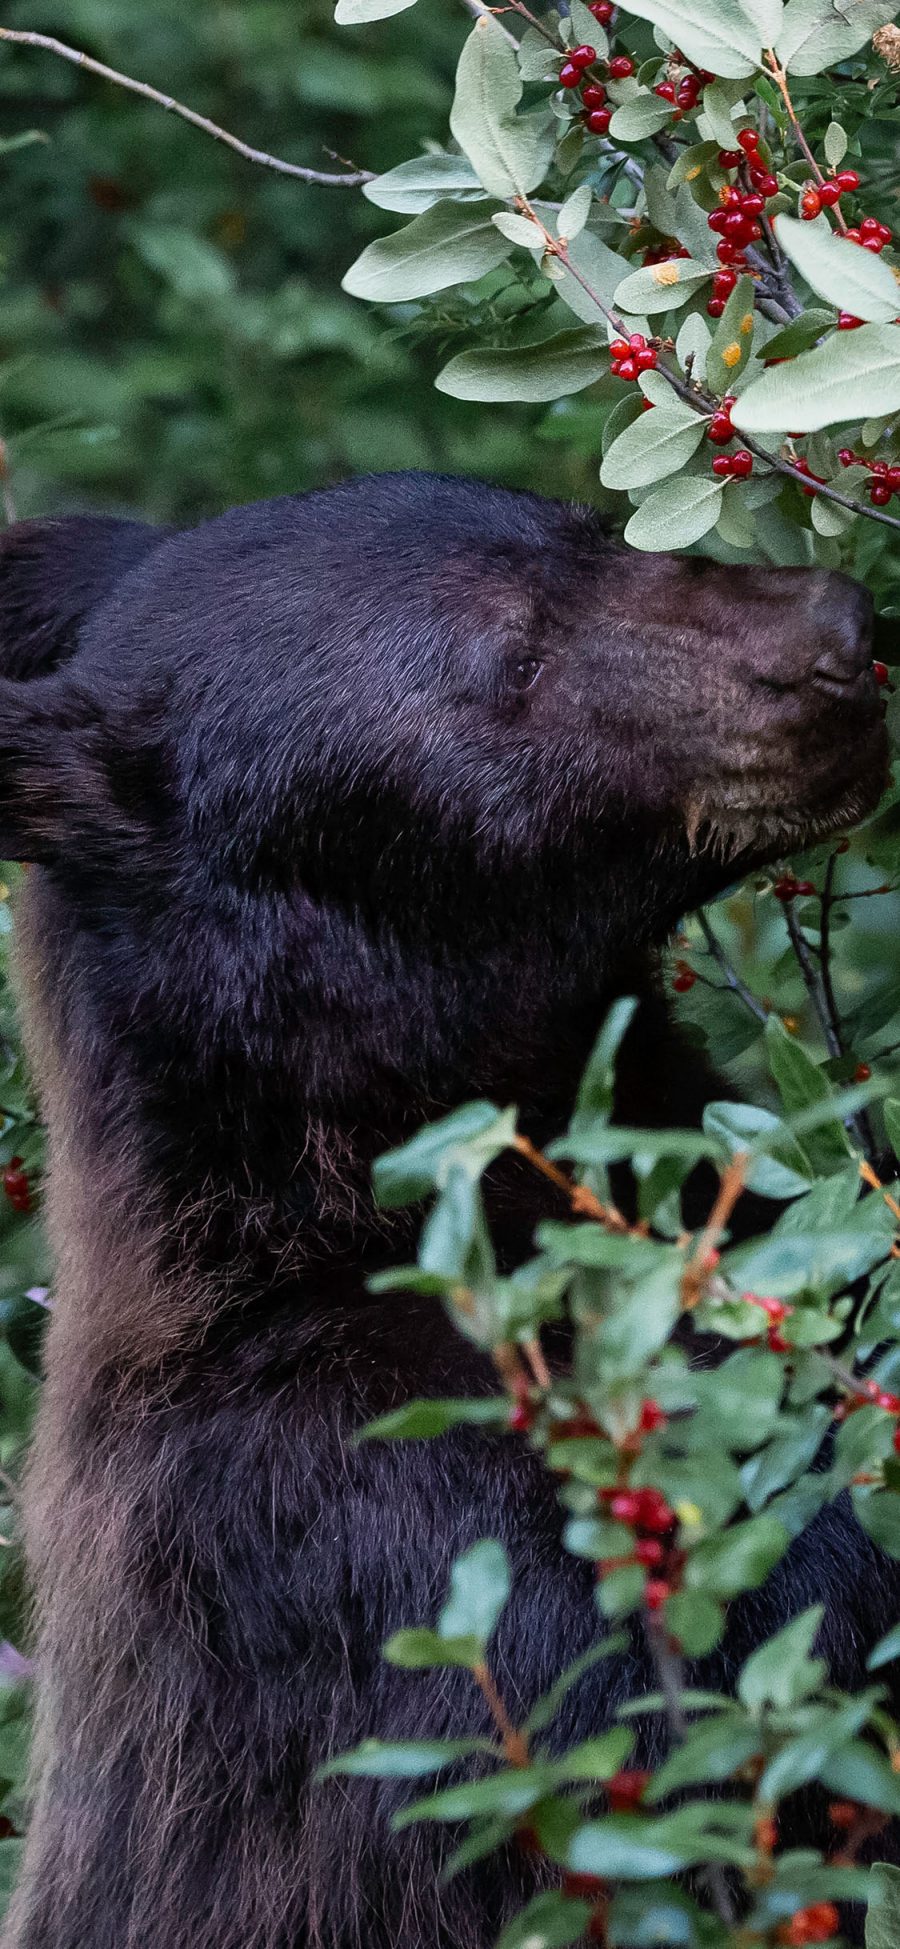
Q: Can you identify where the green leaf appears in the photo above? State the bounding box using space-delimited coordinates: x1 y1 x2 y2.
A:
342 203 514 303
777 0 898 73
738 1606 825 1711
552 1729 635 1782
664 1589 725 1655
320 1736 493 1778
554 229 650 333
439 1540 511 1647
702 81 743 147
624 474 725 551
491 211 545 247
610 0 764 76
609 94 679 141
373 1101 512 1206
363 154 485 213
436 327 611 402
571 997 639 1131
495 1893 594 1949
335 0 418 19
358 1398 508 1440
732 323 900 435
612 259 714 315
824 120 848 169
884 1098 900 1160
685 1514 789 1596
450 16 554 198
648 1713 760 1797
867 1863 900 1949
868 1620 900 1671
524 1636 629 1734
395 1767 555 1826
600 404 706 489
774 213 899 325
703 1100 813 1199
567 1817 686 1880
765 1018 850 1164
384 1626 481 1668
853 1486 900 1558
129 224 234 303
706 273 758 395
760 307 836 359
558 184 594 243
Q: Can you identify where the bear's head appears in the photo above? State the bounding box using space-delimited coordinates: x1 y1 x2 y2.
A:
0 474 886 1259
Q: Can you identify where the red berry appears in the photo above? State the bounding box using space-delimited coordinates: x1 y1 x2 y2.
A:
838 448 856 465
508 1401 534 1433
854 1062 872 1083
845 227 861 242
609 1489 642 1525
879 222 892 243
718 148 743 168
737 127 759 152
634 345 658 371
712 453 733 475
800 189 821 219
768 1328 791 1354
874 659 890 684
677 77 699 105
707 209 729 235
634 1487 675 1534
888 465 900 491
644 1578 670 1611
608 54 635 77
730 449 753 478
615 357 637 381
586 107 612 132
590 0 613 18
838 312 863 329
836 169 860 191
634 1537 665 1566
828 1800 859 1829
628 333 647 349
754 171 779 198
571 44 597 67
741 191 766 216
708 412 733 444
894 1425 900 1455
654 80 676 100
778 1904 840 1947
862 235 886 252
706 297 725 317
609 338 629 360
582 82 606 108
871 480 893 505
716 239 744 265
876 1389 900 1411
607 1768 651 1812
860 215 882 236
818 180 842 206
639 1399 667 1433
712 268 737 294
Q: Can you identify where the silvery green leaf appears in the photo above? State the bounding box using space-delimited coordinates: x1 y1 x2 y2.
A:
335 0 417 18
777 0 898 72
342 202 514 302
624 473 725 550
558 183 594 242
774 211 899 324
732 323 900 434
363 154 485 214
436 326 611 402
451 16 555 197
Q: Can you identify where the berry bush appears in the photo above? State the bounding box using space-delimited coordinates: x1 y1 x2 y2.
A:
2 2 900 1944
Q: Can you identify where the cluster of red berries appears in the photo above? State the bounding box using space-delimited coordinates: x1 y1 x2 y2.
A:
609 332 658 381
837 448 900 507
672 959 696 994
744 1292 794 1354
776 1902 840 1946
798 168 860 219
773 874 815 902
558 43 637 137
642 240 690 267
712 449 753 480
2 1157 31 1215
599 1479 680 1610
653 67 705 114
703 128 780 284
845 214 892 251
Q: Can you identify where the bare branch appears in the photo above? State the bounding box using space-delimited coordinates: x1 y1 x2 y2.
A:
0 28 374 186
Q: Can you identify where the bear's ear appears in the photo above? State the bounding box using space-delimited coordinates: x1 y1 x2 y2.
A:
0 515 163 859
0 515 162 680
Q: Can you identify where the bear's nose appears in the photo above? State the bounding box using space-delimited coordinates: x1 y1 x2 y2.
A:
810 574 873 695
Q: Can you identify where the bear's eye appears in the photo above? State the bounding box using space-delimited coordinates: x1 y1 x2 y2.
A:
511 656 543 693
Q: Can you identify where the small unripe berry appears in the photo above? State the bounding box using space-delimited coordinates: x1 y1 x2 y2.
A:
608 54 635 77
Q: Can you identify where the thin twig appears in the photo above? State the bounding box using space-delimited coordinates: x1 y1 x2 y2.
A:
764 50 848 234
461 0 519 44
643 1615 738 1929
513 1132 630 1232
0 28 374 186
697 911 769 1025
681 1154 749 1309
472 1661 530 1767
783 897 876 1158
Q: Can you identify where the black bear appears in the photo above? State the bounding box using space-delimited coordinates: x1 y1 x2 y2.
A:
0 473 892 1949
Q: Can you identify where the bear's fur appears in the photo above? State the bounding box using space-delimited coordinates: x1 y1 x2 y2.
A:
0 474 893 1949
